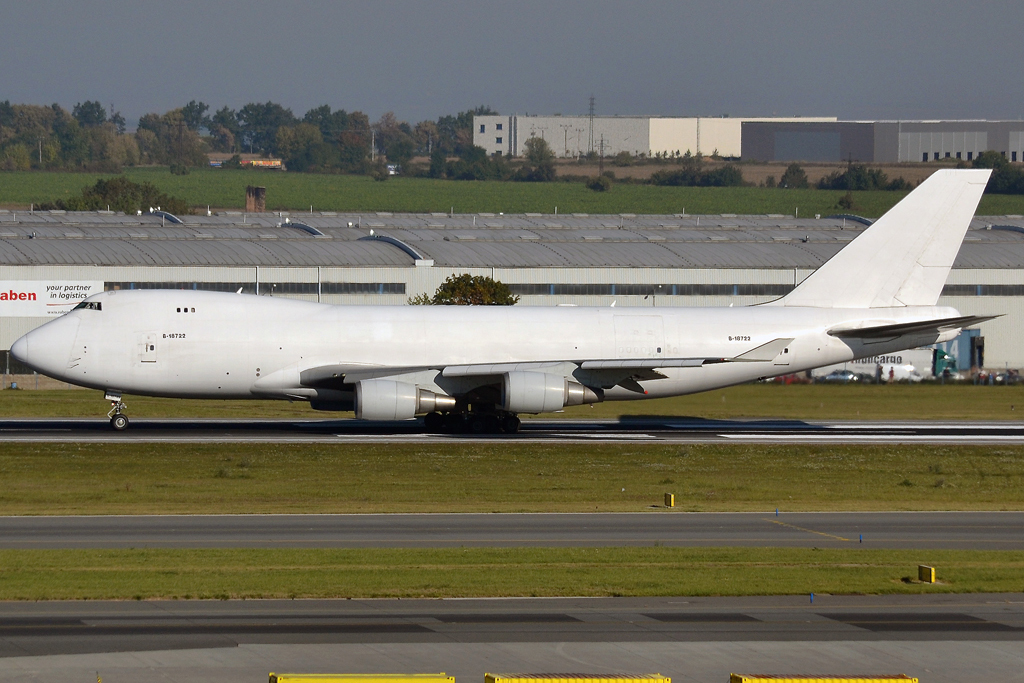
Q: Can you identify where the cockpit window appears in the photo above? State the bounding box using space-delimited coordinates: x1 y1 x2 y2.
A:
73 301 102 311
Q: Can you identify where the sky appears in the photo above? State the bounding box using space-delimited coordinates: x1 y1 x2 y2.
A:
3 0 1024 125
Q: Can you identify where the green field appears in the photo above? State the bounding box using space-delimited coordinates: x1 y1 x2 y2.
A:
3 383 1022 420
5 168 1024 216
1 441 1021 515
0 547 1018 599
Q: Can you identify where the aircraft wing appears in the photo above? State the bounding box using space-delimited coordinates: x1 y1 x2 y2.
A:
827 315 999 340
296 338 796 392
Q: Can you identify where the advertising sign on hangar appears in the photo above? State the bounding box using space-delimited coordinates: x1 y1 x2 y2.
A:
0 281 104 317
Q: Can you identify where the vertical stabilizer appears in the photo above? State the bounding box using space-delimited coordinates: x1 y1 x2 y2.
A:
773 169 991 308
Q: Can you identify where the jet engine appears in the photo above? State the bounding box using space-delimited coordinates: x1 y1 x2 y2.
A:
501 371 601 414
355 379 456 420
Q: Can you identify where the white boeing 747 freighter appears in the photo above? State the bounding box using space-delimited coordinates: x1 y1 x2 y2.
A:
11 169 997 433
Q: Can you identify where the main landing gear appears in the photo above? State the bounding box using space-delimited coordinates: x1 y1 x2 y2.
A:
424 411 521 435
105 391 129 431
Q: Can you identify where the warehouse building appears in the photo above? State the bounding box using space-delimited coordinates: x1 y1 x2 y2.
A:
473 115 836 158
742 120 1024 163
1 209 1021 372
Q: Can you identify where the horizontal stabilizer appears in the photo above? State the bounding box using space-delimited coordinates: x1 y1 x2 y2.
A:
828 315 999 340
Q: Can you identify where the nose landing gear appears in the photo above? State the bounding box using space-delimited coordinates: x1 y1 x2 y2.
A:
105 391 129 431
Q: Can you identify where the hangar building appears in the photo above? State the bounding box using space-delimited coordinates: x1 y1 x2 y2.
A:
1 209 1021 374
742 120 1024 163
473 115 836 158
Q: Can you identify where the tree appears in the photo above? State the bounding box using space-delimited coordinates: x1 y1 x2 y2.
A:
779 163 809 189
237 101 296 154
72 101 106 128
517 137 556 182
181 100 210 132
109 110 127 134
413 274 519 305
974 150 1024 194
434 105 497 155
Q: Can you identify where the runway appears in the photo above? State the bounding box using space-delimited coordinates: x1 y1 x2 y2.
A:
2 595 1023 683
1 511 1022 550
3 417 1024 444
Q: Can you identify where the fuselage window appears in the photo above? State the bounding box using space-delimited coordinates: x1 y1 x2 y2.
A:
73 302 102 311
176 308 181 312
191 307 195 313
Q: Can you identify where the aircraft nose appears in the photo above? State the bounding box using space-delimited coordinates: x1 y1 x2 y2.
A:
11 316 79 377
10 335 28 364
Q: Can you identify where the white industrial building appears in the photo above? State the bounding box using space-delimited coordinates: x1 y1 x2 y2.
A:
473 115 837 158
1 209 1022 375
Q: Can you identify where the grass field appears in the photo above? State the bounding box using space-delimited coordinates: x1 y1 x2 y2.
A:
1 441 1022 515
6 168 1024 216
3 383 1023 420
0 547 1019 599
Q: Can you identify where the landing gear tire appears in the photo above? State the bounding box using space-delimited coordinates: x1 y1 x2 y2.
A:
502 415 521 434
468 414 502 435
110 414 129 431
424 411 444 433
468 414 488 434
443 412 466 434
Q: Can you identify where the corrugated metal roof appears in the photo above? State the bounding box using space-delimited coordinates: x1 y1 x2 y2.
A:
0 211 1023 269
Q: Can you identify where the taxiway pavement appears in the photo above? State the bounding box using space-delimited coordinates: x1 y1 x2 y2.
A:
1 511 1022 550
2 595 1022 683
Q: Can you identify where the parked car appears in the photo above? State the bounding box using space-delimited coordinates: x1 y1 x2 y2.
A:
821 369 859 383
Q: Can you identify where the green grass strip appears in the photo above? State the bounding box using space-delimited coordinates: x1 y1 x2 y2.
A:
3 384 1024 420
0 547 1020 600
1 442 1023 514
7 167 1024 216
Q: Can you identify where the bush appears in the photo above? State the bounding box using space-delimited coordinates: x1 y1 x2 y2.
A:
37 176 191 215
586 175 612 192
778 163 808 189
650 163 744 187
611 151 634 167
817 164 908 191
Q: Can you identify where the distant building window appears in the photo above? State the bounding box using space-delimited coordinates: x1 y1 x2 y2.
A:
479 124 485 133
1015 152 1019 162
945 152 951 158
1002 151 1007 157
922 153 928 162
496 137 502 144
934 152 940 160
968 151 973 160
956 152 962 159
496 123 503 131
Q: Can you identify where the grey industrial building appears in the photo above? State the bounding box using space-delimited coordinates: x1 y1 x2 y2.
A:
743 120 1024 163
473 115 836 158
1 209 1022 373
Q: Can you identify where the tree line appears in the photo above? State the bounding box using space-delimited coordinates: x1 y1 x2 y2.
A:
0 99 497 174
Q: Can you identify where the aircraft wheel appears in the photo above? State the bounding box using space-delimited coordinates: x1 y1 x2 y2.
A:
468 414 488 434
110 414 129 431
502 415 521 434
443 412 466 433
424 412 444 433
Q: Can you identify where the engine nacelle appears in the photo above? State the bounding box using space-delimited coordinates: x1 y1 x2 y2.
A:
355 379 456 420
501 371 600 414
